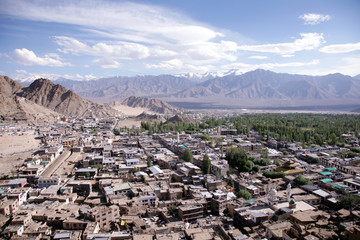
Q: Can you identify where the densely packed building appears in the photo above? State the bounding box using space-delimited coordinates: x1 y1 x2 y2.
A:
1 116 360 239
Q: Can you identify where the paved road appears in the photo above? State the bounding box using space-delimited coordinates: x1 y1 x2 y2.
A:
41 150 71 177
55 151 82 177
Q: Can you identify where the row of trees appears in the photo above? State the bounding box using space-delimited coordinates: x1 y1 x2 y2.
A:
229 114 360 146
119 114 360 146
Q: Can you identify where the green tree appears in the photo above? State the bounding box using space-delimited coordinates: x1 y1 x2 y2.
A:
294 175 312 185
274 159 281 166
260 148 268 159
202 154 211 174
201 133 212 141
215 171 221 180
147 158 152 167
338 192 360 213
237 190 252 200
329 133 337 145
252 165 260 172
227 178 234 187
168 204 177 214
252 158 271 166
263 171 285 179
350 147 360 153
183 148 193 163
226 147 251 172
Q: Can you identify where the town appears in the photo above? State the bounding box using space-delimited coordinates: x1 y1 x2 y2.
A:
0 113 360 240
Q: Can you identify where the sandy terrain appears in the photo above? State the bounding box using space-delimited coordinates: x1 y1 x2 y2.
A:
112 105 155 128
0 132 40 155
111 105 149 117
0 131 41 177
117 118 142 128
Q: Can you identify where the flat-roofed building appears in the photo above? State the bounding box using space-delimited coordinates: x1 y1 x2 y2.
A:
178 204 204 221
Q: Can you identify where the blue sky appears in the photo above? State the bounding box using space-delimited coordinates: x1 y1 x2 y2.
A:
0 0 359 81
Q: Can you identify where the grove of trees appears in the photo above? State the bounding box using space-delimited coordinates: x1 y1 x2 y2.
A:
183 148 193 163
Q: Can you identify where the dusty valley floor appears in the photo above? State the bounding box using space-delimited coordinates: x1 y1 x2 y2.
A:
0 131 41 177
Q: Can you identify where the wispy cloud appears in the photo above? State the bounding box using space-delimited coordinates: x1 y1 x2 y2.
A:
54 36 151 60
1 0 221 45
237 33 325 55
299 13 331 25
2 0 239 65
93 58 121 69
146 59 213 72
249 56 268 60
294 56 360 76
320 42 360 53
222 59 320 73
13 69 97 81
13 48 71 67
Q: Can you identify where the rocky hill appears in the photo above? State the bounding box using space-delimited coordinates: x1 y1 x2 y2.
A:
17 78 120 118
0 76 60 124
120 96 182 114
166 114 198 124
134 111 166 122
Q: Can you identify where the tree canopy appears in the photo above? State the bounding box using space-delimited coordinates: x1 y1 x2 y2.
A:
183 148 193 163
294 175 312 185
237 189 252 200
338 192 360 211
263 171 285 179
202 154 211 174
226 147 251 172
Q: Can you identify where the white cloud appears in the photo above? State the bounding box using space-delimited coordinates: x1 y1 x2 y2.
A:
13 48 71 67
222 60 320 73
54 35 238 63
93 58 122 69
319 42 360 53
293 56 360 77
13 69 98 82
146 59 212 72
237 33 325 55
3 1 237 63
0 53 9 58
281 54 294 58
299 13 331 25
13 69 62 82
1 0 222 45
186 40 238 61
249 55 268 59
327 56 360 76
54 36 150 60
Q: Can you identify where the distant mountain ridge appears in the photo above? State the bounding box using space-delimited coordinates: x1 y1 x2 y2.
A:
16 69 360 109
53 75 194 102
168 69 360 108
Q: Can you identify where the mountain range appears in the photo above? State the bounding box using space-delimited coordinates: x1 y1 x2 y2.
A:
167 69 360 109
53 75 193 103
49 69 360 110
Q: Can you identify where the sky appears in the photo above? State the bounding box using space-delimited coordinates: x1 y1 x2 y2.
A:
0 0 359 81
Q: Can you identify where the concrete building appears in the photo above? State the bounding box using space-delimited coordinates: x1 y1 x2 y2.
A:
178 204 204 221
